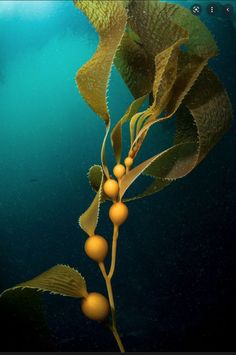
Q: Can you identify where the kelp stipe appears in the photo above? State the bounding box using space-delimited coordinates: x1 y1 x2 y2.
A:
1 1 232 352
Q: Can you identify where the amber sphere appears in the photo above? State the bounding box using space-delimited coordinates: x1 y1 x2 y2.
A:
103 179 119 200
124 157 134 168
81 292 110 321
109 202 128 226
113 164 126 179
84 235 108 262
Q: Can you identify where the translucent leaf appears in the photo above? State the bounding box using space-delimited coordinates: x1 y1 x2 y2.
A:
128 1 187 59
1 265 88 299
147 34 188 118
74 0 127 123
74 0 127 179
119 141 197 199
120 68 232 200
169 3 218 57
114 32 154 98
115 1 188 99
111 94 147 163
124 177 171 202
79 165 104 236
132 53 209 149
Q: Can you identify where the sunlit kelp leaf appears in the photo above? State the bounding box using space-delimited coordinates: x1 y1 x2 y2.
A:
115 0 188 100
114 32 154 98
79 165 104 236
119 141 198 199
74 0 127 179
169 3 218 57
74 0 127 123
120 67 232 200
145 34 188 119
133 53 208 150
1 265 88 299
120 0 218 152
128 0 187 59
111 94 147 163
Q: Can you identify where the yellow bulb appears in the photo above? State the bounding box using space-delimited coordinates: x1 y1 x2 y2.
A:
103 179 119 200
113 164 126 179
109 202 128 226
124 157 133 168
81 292 110 321
84 235 108 262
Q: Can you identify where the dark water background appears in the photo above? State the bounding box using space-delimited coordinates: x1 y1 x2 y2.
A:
0 0 235 351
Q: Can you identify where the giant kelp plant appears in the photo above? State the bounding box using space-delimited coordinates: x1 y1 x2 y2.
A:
1 0 233 352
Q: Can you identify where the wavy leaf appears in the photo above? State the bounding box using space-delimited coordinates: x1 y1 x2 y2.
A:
79 165 104 236
74 0 127 123
114 32 154 98
120 68 232 200
124 0 218 150
1 265 88 299
74 0 127 178
111 94 147 163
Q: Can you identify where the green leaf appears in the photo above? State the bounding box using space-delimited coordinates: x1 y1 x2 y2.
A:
120 67 232 200
74 0 128 179
111 94 148 163
87 165 103 192
170 2 218 57
79 165 104 236
74 0 127 124
114 32 154 98
1 265 88 299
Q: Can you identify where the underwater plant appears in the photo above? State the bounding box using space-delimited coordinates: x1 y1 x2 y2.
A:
1 0 233 352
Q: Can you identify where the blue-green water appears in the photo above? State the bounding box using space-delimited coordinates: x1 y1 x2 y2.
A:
0 0 236 351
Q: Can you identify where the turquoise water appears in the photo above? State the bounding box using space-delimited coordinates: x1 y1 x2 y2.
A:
0 0 235 351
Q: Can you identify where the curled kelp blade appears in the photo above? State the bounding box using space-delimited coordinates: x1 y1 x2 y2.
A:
120 67 232 200
123 177 171 203
118 0 218 151
79 165 104 236
183 66 233 163
111 94 148 163
119 141 198 199
169 3 218 57
115 0 187 99
114 31 154 98
128 1 187 60
0 265 88 299
132 51 212 151
74 0 127 178
134 35 188 141
87 164 107 203
74 0 127 123
87 165 103 192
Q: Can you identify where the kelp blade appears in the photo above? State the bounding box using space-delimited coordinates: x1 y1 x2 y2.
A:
1 265 88 299
79 165 104 235
74 0 127 123
111 94 148 163
120 68 232 200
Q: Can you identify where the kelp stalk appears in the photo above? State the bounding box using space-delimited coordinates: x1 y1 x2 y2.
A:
99 260 125 352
